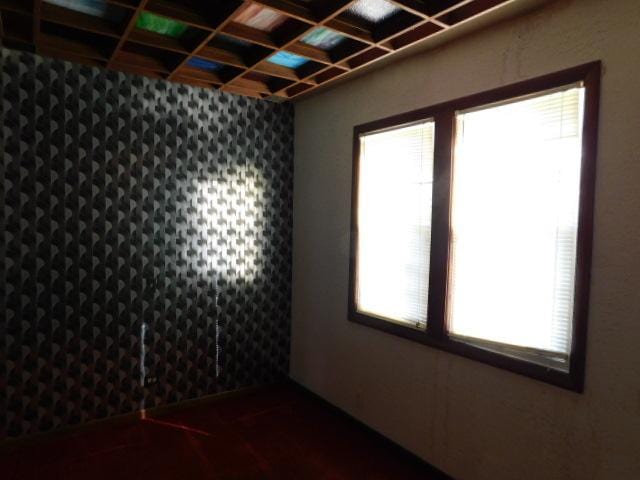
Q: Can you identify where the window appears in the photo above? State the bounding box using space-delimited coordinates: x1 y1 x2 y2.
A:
349 63 600 391
448 86 584 370
355 122 435 329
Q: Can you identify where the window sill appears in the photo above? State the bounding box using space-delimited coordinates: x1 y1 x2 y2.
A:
349 311 584 392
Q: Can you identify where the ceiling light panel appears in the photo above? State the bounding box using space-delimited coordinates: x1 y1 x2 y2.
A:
234 4 288 32
136 12 188 38
44 0 107 17
267 51 308 69
44 0 126 22
187 58 222 71
347 0 401 24
301 27 346 50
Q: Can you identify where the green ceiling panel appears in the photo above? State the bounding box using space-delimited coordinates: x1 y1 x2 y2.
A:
136 12 188 38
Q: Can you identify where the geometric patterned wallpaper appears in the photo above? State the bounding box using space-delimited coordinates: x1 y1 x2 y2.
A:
0 47 293 438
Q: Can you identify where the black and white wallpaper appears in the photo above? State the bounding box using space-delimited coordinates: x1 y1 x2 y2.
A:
0 48 294 438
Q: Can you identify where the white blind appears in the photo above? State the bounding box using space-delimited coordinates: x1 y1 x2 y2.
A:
355 121 435 328
448 86 585 369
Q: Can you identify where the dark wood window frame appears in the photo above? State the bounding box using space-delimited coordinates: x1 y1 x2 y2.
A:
348 61 601 392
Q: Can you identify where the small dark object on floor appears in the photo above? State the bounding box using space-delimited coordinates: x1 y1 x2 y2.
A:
1 384 448 479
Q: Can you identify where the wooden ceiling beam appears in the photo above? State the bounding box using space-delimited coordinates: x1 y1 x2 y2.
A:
127 28 189 54
0 0 520 101
220 84 266 99
105 0 137 10
41 3 122 39
388 0 431 19
173 74 215 89
174 65 223 85
166 1 247 82
40 32 109 61
323 17 376 45
226 0 371 92
251 0 315 24
111 48 170 73
0 0 31 16
287 41 333 65
221 22 278 50
32 0 41 50
106 0 149 69
144 0 218 31
432 0 477 20
253 61 300 81
196 44 247 69
229 76 272 94
111 61 165 78
285 5 455 100
438 0 511 26
313 0 360 21
40 46 105 67
223 0 369 90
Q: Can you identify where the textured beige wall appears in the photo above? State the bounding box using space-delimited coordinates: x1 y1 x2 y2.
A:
291 0 640 478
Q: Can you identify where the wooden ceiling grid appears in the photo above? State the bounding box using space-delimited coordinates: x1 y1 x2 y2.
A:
0 0 516 101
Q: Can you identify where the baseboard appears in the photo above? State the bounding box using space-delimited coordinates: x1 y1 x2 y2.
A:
288 379 453 480
1 382 277 451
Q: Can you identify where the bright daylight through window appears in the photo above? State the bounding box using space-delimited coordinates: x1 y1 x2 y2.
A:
448 86 585 371
355 121 435 329
350 63 599 389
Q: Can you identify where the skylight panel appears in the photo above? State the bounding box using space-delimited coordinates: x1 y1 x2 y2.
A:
301 27 346 50
44 0 108 18
348 0 401 24
187 58 222 71
267 51 308 69
136 12 188 38
234 4 288 32
44 0 127 23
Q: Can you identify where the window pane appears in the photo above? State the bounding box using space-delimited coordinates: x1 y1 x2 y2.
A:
448 86 584 368
356 121 435 328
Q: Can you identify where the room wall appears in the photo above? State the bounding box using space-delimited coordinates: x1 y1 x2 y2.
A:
1 48 293 438
291 0 640 479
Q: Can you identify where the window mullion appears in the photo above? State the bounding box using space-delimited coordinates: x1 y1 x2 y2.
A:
426 110 455 340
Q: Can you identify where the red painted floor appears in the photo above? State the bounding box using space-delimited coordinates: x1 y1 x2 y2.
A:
1 384 448 479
